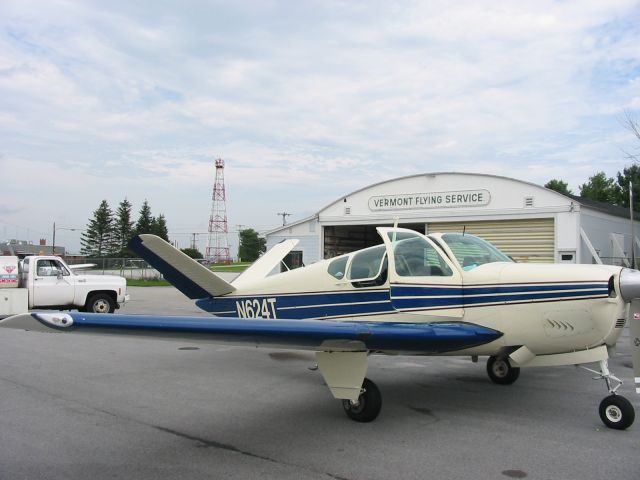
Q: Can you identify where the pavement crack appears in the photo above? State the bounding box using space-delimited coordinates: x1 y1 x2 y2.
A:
152 425 349 479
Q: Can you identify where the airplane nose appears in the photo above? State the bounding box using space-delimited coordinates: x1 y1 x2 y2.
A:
619 268 640 302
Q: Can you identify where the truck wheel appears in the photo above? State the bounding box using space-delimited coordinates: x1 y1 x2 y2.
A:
86 293 116 314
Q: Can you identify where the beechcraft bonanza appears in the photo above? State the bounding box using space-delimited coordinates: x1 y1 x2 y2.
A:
2 227 640 429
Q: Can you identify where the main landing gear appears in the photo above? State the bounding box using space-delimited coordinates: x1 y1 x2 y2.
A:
583 359 635 430
486 355 520 385
342 378 382 422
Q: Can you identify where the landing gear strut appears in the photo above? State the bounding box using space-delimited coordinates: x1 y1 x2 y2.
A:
583 359 635 430
342 378 382 422
486 355 520 385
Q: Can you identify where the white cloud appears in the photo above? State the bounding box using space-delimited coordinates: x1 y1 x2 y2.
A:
1 0 639 253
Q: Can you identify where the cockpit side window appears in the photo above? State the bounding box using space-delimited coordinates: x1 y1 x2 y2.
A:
390 233 453 277
328 256 348 279
348 244 388 287
440 233 512 270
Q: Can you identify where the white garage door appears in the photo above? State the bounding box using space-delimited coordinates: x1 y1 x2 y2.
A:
428 218 555 263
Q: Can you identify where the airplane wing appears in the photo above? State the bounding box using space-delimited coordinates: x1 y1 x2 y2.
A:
0 312 502 353
232 239 299 288
128 234 235 298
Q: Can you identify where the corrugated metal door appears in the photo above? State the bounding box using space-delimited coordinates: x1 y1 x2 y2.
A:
428 218 555 263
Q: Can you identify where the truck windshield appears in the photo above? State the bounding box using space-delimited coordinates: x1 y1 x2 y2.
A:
440 233 513 270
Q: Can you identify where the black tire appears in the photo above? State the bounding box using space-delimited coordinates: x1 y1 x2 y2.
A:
342 378 382 422
599 394 635 430
486 356 520 385
85 293 116 314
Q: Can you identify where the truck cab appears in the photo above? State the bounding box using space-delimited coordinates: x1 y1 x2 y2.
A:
19 256 129 313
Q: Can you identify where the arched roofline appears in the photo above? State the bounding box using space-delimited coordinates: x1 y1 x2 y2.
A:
317 171 572 214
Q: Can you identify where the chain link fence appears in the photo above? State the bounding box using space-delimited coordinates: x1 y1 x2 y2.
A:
66 258 164 280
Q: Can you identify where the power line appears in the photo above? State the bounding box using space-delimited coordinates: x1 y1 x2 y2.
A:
277 212 292 226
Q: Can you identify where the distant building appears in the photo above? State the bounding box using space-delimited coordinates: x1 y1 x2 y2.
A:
265 172 640 268
1 238 65 257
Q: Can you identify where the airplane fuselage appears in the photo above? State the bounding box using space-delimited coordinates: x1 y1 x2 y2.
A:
197 256 626 358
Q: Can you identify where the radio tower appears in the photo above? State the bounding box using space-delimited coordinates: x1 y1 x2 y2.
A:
206 159 231 263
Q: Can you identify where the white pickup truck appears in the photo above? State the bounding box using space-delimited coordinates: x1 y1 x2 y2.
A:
0 255 129 315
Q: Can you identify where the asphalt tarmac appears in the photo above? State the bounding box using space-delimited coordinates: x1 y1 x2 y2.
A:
1 286 639 480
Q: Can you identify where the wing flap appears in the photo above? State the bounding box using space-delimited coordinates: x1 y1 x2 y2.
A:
0 312 502 353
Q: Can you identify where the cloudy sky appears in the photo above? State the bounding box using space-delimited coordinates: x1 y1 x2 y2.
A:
1 0 639 255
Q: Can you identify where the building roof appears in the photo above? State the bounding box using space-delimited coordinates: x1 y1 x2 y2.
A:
565 193 640 221
265 171 637 235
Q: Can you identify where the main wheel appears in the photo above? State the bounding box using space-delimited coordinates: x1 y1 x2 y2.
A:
486 356 520 385
342 378 382 422
85 293 116 314
599 394 635 430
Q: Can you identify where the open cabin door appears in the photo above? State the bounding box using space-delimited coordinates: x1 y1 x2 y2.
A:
378 227 463 318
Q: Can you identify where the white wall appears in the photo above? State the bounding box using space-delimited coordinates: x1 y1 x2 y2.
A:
266 217 321 265
319 172 572 224
579 209 640 265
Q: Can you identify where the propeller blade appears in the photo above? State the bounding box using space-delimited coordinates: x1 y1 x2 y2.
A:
628 298 640 394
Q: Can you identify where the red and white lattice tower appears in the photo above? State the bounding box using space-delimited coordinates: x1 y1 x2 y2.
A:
205 159 231 263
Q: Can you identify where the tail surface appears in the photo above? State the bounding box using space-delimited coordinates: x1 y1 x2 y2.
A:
128 234 235 299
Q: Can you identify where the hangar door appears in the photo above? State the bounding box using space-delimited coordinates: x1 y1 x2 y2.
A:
428 218 554 263
323 223 425 258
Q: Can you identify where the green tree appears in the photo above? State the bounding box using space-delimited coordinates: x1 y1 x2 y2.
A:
615 164 640 210
151 214 169 241
81 200 116 257
238 228 266 262
544 179 573 196
181 247 203 259
579 172 618 204
135 199 154 235
114 198 134 256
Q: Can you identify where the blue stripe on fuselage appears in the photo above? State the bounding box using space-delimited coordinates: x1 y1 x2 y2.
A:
196 282 609 318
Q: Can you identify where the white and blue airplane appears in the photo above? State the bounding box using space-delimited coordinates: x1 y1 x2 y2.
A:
2 227 640 428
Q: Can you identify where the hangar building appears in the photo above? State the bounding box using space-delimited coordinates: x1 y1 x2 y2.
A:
265 172 639 269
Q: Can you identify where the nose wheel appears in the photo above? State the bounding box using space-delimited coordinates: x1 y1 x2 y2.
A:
599 394 635 430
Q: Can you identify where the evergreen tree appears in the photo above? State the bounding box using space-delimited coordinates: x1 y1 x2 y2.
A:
180 247 203 259
135 199 154 235
81 200 116 257
579 172 618 204
114 198 134 256
615 164 640 210
544 179 572 196
238 228 266 262
150 214 169 241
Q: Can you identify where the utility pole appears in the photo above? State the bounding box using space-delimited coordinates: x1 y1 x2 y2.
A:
277 212 291 226
631 181 635 269
236 224 245 261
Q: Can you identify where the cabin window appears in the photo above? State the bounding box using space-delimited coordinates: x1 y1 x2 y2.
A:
348 244 388 287
388 232 452 277
327 256 348 279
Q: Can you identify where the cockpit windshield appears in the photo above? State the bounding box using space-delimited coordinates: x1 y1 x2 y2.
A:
440 233 513 270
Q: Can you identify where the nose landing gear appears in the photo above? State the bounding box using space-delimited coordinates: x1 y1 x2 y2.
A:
582 359 635 430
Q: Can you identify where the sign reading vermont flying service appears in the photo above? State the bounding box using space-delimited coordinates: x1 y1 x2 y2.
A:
368 189 491 211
